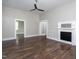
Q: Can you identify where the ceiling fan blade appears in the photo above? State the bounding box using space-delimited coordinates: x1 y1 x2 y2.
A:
34 4 37 9
30 9 36 11
35 0 38 3
37 9 44 11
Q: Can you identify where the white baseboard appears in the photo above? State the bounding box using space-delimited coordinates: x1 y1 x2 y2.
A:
2 34 45 41
2 37 16 41
24 34 45 38
47 36 76 46
2 35 76 46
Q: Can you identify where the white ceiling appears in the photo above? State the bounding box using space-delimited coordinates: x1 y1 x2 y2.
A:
2 0 74 11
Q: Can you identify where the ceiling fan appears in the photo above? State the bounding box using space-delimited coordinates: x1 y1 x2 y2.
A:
30 0 45 12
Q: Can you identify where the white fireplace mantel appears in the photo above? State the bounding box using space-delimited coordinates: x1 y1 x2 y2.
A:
58 21 76 45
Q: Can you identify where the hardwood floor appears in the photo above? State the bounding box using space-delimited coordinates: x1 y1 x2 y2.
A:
2 36 76 59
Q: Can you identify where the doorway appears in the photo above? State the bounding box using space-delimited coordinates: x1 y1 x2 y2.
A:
39 20 48 36
15 19 25 44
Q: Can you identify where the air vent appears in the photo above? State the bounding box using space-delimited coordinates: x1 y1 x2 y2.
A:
61 24 71 28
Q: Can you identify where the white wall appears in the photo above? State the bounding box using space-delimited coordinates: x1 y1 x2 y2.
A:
2 0 76 44
39 1 76 45
2 6 40 40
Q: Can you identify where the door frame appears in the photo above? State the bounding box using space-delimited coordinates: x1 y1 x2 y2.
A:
39 20 48 35
15 19 26 38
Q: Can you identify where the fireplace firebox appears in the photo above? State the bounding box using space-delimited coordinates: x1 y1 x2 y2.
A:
60 31 72 42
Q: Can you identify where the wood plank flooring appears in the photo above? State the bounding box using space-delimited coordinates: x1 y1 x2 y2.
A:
2 36 76 59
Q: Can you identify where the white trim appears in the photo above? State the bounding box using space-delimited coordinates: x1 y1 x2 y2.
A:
15 19 26 38
2 34 44 41
24 34 45 38
2 37 16 41
15 19 25 21
47 36 76 46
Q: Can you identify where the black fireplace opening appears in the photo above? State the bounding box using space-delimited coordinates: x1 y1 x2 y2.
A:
60 31 72 42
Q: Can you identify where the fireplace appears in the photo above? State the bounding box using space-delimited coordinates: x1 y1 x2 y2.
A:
58 21 76 45
60 31 72 42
